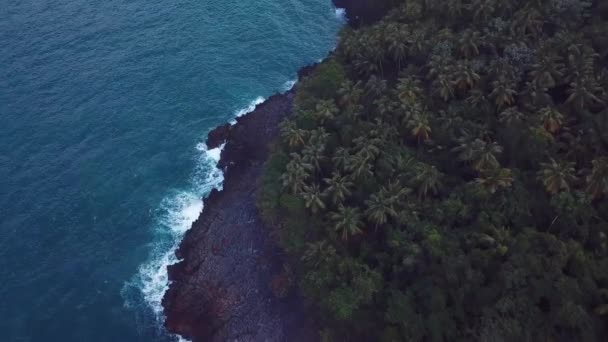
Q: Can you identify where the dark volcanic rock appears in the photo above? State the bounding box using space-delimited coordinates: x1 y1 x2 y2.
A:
162 90 316 342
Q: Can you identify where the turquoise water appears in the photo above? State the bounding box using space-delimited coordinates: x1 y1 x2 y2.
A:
0 1 343 340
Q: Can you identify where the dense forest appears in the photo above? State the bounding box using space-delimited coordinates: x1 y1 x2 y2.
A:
259 0 608 340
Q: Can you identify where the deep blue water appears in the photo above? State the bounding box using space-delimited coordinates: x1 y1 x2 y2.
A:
0 1 343 340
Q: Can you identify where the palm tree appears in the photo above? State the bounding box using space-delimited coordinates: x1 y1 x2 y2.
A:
521 80 552 109
529 52 565 89
537 158 577 194
457 29 481 59
513 6 544 37
413 163 443 197
365 189 397 227
282 153 312 194
408 112 432 142
467 0 496 23
301 240 336 267
354 136 381 162
338 80 363 108
489 75 517 108
279 120 307 148
586 157 608 199
538 107 564 134
445 0 464 20
303 145 325 173
474 168 514 194
315 99 339 124
434 75 455 101
323 171 353 205
566 74 605 111
332 147 351 172
365 75 388 99
408 28 428 57
499 107 525 125
452 60 480 90
346 153 374 179
388 26 410 71
301 183 326 214
301 129 328 173
455 138 503 172
330 205 364 240
396 76 423 106
384 179 412 200
429 55 455 101
374 96 395 120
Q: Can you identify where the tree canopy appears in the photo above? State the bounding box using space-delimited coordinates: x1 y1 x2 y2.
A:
259 0 608 340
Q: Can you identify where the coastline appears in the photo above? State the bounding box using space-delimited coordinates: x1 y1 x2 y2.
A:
161 1 380 341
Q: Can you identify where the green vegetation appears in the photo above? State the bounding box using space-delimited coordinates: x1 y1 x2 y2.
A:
259 0 608 340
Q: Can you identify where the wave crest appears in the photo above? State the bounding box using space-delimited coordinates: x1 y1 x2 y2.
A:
122 143 224 340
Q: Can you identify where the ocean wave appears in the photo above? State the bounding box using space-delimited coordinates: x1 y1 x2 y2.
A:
123 143 224 341
230 96 266 125
281 79 297 93
335 8 346 21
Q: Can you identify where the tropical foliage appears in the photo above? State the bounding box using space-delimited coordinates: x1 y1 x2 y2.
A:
259 0 608 340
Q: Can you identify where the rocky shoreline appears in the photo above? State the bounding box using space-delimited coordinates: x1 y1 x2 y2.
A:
162 1 379 341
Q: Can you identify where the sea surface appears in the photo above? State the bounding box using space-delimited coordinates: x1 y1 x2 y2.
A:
0 1 343 340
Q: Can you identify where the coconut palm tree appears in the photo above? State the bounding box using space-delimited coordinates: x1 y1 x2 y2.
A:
303 145 325 173
499 107 525 125
455 138 503 172
408 28 428 57
366 75 388 99
529 52 565 89
521 80 552 109
428 55 454 101
384 179 412 200
467 0 496 23
566 74 605 111
387 26 410 71
408 112 432 142
282 153 312 194
489 75 517 109
445 0 464 20
365 189 397 227
301 183 326 214
513 6 544 37
586 157 608 199
413 163 443 197
537 158 577 194
346 153 374 179
332 147 351 172
301 240 336 267
474 167 514 194
338 80 363 108
315 99 339 124
538 107 564 134
279 120 307 148
354 135 381 162
457 29 481 59
323 171 353 205
452 60 480 90
396 76 423 106
330 205 364 240
302 128 328 172
374 96 395 120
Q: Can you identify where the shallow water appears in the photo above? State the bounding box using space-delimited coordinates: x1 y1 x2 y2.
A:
0 1 343 340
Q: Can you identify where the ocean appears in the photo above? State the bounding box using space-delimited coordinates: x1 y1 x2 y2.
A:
0 1 343 340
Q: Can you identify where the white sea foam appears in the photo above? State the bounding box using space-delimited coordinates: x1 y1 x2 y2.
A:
335 8 346 21
281 79 297 93
229 96 266 125
124 142 224 341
